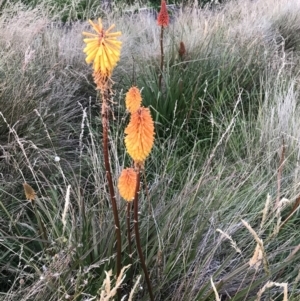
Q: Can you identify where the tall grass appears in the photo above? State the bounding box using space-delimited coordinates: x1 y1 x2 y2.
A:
1 0 300 300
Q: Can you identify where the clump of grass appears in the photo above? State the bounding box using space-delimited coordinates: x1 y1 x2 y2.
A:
0 1 95 147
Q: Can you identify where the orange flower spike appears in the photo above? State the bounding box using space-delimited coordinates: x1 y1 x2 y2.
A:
157 0 169 27
125 107 155 162
125 86 142 113
118 168 137 201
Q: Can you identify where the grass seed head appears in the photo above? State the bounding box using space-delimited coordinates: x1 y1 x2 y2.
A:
23 183 36 202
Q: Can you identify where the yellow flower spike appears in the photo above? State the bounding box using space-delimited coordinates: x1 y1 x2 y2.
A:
125 107 155 162
118 168 137 202
125 86 142 113
83 18 122 89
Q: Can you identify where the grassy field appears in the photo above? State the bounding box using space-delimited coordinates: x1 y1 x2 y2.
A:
1 0 300 300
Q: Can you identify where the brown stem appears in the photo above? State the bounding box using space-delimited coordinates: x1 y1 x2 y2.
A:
101 89 122 281
142 169 152 215
126 202 133 289
158 26 164 92
127 203 133 259
134 169 154 301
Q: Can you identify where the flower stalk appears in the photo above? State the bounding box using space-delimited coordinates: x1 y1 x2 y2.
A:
118 86 155 300
158 26 164 91
23 183 48 249
83 18 123 284
133 168 154 301
101 89 122 280
84 18 156 300
126 202 133 287
157 0 169 91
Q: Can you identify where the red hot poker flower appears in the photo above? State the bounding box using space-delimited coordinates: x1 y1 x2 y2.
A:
126 86 142 114
157 0 169 27
118 168 137 202
124 107 155 163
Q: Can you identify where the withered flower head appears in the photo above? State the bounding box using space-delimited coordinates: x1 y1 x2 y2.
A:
157 0 169 27
83 18 122 88
178 41 186 59
23 183 36 202
125 86 142 113
125 107 155 162
118 168 137 201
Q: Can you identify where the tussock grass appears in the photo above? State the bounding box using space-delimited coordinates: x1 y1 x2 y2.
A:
1 0 300 300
